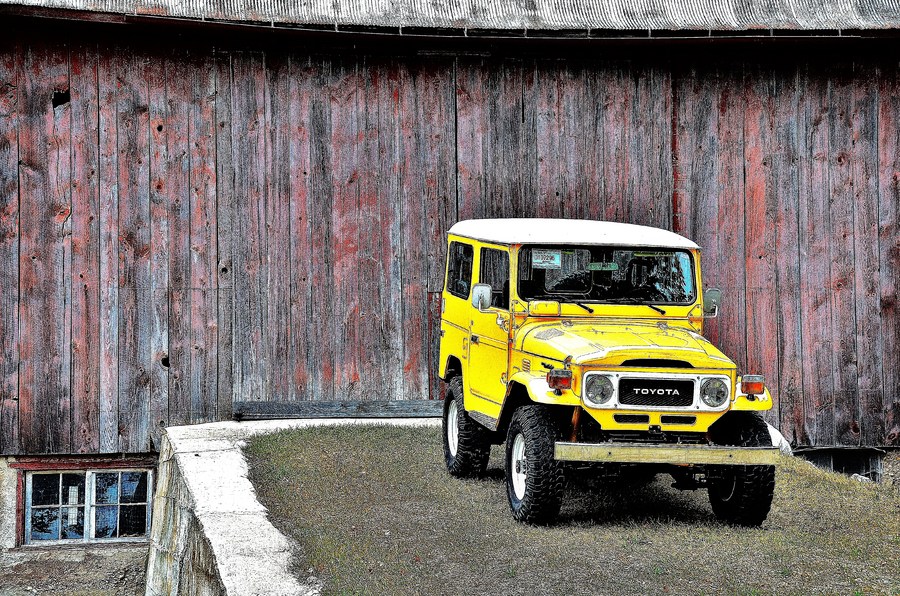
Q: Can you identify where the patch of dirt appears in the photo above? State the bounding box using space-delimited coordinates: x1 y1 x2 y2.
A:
0 544 146 596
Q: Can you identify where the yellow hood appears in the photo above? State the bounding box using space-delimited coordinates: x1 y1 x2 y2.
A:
515 320 734 369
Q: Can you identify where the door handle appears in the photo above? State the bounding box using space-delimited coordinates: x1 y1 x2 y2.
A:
471 335 480 344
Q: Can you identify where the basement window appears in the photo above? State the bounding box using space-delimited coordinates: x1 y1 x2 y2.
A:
25 470 153 544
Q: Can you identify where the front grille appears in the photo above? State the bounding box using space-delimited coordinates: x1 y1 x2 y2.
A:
618 378 694 407
614 414 650 424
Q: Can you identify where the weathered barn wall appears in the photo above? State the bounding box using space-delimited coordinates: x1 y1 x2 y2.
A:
0 33 897 455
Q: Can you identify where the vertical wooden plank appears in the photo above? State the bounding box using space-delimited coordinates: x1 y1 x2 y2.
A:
827 65 860 446
849 66 882 446
98 46 119 453
423 58 457 402
330 58 361 399
674 67 719 343
0 43 19 454
581 65 606 221
307 59 335 402
188 52 218 421
230 52 267 402
165 52 191 427
797 66 834 446
288 56 311 401
398 61 427 402
877 65 900 446
771 68 804 444
455 59 485 221
715 69 747 376
647 67 673 230
148 51 169 444
535 60 563 219
264 54 292 402
743 68 780 424
601 64 631 223
70 45 101 454
18 44 72 454
215 51 234 419
116 49 152 453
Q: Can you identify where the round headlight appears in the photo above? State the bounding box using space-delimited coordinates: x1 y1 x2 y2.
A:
584 375 615 406
700 378 729 407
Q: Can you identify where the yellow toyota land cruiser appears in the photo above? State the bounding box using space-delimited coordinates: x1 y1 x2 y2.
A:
438 218 779 526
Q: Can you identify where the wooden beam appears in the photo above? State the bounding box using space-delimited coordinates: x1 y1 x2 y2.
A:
232 400 443 420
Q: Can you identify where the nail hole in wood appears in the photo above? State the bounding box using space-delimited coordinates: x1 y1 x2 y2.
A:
161 356 170 368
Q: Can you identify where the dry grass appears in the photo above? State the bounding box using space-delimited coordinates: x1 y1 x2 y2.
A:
245 425 900 596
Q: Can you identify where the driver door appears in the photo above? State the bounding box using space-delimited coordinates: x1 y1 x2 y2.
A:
468 246 511 405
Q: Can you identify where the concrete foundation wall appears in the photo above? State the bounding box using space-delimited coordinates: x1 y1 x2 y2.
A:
0 458 17 549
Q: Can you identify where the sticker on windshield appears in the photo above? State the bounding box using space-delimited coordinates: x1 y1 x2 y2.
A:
532 249 561 269
588 262 618 271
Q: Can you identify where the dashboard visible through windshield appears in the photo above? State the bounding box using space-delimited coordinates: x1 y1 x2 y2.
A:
517 245 695 305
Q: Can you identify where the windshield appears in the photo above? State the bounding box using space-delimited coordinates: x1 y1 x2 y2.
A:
517 245 696 305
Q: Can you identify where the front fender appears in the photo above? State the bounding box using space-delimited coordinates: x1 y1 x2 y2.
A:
506 371 581 407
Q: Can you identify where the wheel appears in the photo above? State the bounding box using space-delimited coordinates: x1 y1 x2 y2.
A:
505 405 565 524
707 412 776 527
442 376 491 478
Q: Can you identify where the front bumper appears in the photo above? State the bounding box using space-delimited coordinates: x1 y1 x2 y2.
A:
554 442 780 465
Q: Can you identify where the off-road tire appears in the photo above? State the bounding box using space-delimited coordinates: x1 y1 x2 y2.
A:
505 405 565 524
707 412 776 527
442 376 491 478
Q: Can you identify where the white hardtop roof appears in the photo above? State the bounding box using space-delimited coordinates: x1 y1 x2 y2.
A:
448 219 699 250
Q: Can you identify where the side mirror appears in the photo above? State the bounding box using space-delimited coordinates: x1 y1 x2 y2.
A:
703 288 722 318
472 283 492 311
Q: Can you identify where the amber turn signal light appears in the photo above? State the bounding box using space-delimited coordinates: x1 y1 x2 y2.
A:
741 374 765 395
547 369 573 391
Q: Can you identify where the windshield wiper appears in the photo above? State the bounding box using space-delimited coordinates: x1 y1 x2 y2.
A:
605 297 667 315
540 294 594 313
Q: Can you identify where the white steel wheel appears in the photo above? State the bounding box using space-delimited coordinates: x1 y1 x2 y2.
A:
447 399 460 457
510 432 528 500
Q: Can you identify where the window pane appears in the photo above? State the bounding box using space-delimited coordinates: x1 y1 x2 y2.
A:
119 505 147 537
60 506 85 540
479 248 509 310
31 474 60 506
120 471 148 504
30 507 60 541
446 241 474 299
62 473 86 505
94 505 118 538
95 472 119 504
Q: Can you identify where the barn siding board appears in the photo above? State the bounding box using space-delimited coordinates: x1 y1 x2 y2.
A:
18 45 72 454
164 52 192 428
0 44 19 454
307 59 336 403
97 46 119 453
743 67 780 425
798 67 835 447
116 49 152 453
848 66 884 446
287 57 312 400
771 69 804 445
189 51 218 423
148 54 169 445
70 45 101 454
214 51 234 418
230 52 268 402
264 54 292 404
877 68 900 446
827 66 861 446
2 36 900 454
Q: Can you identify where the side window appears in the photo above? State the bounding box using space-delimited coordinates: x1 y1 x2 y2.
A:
446 241 474 299
25 470 152 544
479 248 510 310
